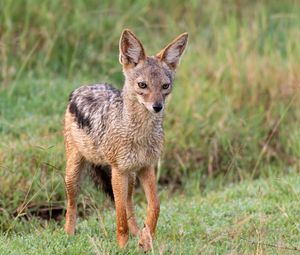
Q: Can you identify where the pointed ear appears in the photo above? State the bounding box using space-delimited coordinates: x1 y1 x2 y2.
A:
156 32 188 70
119 29 146 67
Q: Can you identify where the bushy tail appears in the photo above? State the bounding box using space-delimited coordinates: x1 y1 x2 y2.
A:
89 164 114 201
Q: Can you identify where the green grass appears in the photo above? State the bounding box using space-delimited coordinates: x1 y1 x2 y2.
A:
1 0 300 253
1 175 299 254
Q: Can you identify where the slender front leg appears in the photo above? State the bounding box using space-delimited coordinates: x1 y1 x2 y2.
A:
64 152 84 235
139 166 160 235
111 167 129 248
126 172 140 236
138 166 160 251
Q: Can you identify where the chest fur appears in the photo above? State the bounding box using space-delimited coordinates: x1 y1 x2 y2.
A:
109 129 164 172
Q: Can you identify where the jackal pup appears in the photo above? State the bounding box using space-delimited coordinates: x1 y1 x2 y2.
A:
64 29 188 251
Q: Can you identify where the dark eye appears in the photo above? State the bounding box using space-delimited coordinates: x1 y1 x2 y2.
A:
162 83 170 89
138 82 147 89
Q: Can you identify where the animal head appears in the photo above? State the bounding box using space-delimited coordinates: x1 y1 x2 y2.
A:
119 29 188 114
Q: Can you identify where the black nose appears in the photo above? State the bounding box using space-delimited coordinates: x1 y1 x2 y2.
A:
153 103 163 113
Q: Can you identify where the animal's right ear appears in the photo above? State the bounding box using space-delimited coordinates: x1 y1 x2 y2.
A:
119 29 146 67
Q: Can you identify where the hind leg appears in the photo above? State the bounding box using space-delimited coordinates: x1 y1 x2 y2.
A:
64 149 84 235
126 172 140 236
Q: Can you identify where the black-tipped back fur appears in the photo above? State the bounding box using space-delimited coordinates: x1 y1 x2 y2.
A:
89 164 114 200
69 101 92 131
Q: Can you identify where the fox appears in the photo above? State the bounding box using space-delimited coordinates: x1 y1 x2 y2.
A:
63 29 188 251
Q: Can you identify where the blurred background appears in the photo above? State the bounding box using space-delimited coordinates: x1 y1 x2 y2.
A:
0 0 299 242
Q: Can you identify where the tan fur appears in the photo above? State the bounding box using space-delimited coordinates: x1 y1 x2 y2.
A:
64 29 188 251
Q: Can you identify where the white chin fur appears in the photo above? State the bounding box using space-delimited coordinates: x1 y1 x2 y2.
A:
144 104 156 114
137 96 163 114
146 104 163 114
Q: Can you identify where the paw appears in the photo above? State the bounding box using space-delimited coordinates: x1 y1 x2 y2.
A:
118 233 129 248
64 225 75 235
138 224 153 252
64 217 76 235
128 219 140 236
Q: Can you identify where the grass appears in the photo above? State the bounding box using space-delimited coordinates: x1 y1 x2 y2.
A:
0 0 300 254
1 175 300 254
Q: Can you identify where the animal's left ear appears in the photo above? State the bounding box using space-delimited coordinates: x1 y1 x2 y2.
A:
156 32 188 70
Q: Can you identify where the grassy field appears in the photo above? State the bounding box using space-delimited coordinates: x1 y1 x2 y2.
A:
0 0 300 254
1 175 300 254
